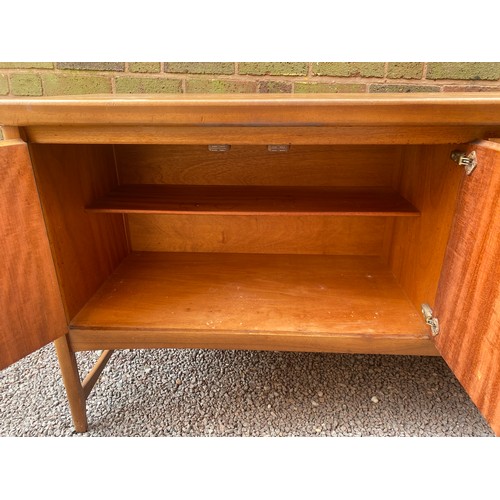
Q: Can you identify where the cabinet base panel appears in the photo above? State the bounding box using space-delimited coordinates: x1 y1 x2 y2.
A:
69 252 436 356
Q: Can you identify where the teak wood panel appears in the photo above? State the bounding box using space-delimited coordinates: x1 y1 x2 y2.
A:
387 145 464 309
69 252 435 355
87 185 419 217
29 144 129 320
433 140 500 436
23 125 500 146
127 214 388 255
115 145 402 187
3 93 500 126
1 126 21 140
69 329 436 356
0 140 67 369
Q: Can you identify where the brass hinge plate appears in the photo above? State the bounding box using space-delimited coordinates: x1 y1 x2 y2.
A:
421 303 439 337
451 150 477 175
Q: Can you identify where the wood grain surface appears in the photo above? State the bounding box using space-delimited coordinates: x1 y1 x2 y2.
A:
0 140 67 369
127 214 388 255
53 335 88 432
29 144 129 320
116 145 401 187
87 185 419 216
69 252 435 355
23 125 500 145
433 140 500 435
2 93 500 126
387 145 464 309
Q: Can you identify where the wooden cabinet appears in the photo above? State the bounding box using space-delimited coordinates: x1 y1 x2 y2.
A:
0 94 499 434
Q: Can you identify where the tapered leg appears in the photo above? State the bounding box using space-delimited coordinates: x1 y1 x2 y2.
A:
54 335 88 433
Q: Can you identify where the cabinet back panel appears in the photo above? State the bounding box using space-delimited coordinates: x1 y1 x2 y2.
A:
128 214 386 255
29 144 129 320
116 145 401 187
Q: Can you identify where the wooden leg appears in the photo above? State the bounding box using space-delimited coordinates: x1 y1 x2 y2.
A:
82 349 114 398
54 335 114 433
54 335 88 433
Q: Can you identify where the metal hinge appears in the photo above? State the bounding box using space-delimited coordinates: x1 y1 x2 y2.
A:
421 303 439 337
268 144 290 152
451 150 477 175
208 144 231 152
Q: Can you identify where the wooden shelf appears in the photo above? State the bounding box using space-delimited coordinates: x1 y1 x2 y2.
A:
68 252 434 355
86 185 420 216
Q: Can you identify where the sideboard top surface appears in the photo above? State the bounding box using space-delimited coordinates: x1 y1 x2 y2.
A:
1 92 500 127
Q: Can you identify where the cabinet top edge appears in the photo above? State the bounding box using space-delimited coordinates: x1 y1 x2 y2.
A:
2 92 500 127
2 92 500 103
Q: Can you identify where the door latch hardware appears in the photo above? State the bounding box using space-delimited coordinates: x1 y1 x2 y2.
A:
421 303 439 336
208 144 231 152
451 150 477 175
268 145 290 152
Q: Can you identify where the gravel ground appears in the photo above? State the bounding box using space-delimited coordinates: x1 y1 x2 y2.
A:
0 344 494 437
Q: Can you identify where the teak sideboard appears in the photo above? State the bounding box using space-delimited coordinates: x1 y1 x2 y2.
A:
0 94 499 435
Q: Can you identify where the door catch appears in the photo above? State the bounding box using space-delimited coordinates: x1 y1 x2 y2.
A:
421 303 439 337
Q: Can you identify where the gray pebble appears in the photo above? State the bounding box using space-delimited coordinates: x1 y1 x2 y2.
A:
0 345 493 437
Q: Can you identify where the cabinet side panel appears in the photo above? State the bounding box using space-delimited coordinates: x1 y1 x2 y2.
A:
30 144 129 320
388 145 463 309
0 140 67 369
434 140 500 435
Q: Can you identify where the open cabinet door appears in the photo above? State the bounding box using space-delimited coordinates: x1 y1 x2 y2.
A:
433 140 500 435
0 139 67 369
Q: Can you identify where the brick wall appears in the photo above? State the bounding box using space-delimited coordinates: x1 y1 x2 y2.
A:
1 62 500 97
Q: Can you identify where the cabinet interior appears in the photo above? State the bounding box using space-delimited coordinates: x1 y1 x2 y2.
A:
29 142 464 355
